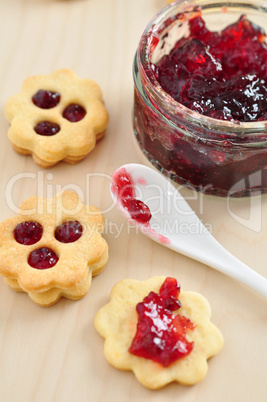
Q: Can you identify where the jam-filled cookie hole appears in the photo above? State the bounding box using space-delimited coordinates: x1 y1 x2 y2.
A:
32 90 61 109
55 220 83 243
13 220 83 270
14 221 43 245
62 104 86 122
34 121 61 136
32 90 86 122
28 247 59 270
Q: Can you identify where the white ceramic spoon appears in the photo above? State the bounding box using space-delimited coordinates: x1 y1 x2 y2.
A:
111 163 267 298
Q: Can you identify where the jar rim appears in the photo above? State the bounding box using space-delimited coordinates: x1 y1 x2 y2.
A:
136 0 267 137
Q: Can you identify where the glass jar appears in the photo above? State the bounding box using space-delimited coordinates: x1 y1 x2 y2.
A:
133 0 267 197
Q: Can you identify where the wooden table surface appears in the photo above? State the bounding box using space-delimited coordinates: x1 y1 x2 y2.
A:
0 0 266 401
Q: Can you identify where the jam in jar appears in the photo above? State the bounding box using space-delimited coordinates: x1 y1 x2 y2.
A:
133 1 267 197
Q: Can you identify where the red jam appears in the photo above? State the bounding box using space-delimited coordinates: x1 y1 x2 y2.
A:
133 8 267 196
28 247 59 269
151 14 267 122
129 277 194 367
32 90 60 109
62 104 86 122
111 168 152 223
126 198 152 223
34 121 60 136
55 220 83 243
14 221 43 245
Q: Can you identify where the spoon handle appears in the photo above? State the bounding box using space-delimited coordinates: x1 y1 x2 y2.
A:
169 236 267 298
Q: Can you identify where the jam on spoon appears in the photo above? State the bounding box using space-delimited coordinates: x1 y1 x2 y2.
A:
111 167 152 223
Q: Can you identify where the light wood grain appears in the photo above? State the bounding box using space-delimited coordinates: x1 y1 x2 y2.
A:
0 1 266 401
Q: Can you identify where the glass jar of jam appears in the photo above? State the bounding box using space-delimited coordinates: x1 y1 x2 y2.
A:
133 0 267 197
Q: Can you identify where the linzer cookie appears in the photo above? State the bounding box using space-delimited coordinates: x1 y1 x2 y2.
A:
0 191 108 306
94 276 223 389
5 69 109 167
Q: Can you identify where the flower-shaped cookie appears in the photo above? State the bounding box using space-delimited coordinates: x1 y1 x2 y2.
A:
95 276 224 389
5 69 109 167
0 191 108 306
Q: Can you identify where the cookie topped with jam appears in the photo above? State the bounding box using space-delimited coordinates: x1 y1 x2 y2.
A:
5 69 109 167
0 191 108 306
95 276 223 389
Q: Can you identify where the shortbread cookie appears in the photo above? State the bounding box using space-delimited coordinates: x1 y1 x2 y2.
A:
95 276 223 389
0 191 108 306
5 69 109 167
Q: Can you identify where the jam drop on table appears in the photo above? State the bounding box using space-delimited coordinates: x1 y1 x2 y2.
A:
111 168 152 223
152 13 267 122
129 277 195 367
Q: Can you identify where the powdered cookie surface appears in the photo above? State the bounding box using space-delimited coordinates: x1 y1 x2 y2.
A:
0 191 108 306
5 69 109 167
95 276 223 389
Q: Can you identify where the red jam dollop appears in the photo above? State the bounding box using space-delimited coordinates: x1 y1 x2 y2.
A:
28 247 59 269
62 104 86 122
14 221 43 245
151 14 267 122
129 277 194 367
111 168 152 223
32 90 60 109
34 121 60 136
55 220 83 243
